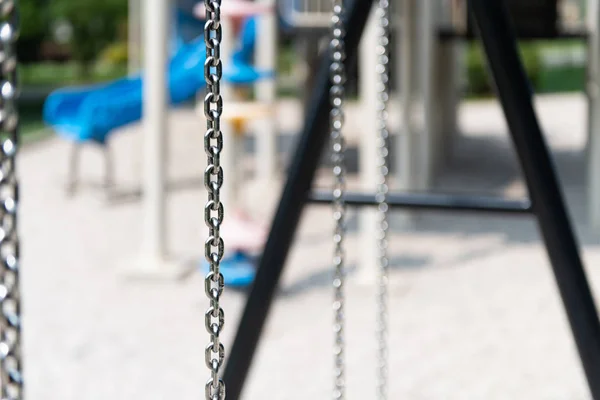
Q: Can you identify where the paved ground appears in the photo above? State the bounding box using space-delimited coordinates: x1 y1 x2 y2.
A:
18 94 600 399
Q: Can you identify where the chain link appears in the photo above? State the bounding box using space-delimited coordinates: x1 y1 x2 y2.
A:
375 0 390 398
0 1 21 399
203 0 226 398
330 0 346 398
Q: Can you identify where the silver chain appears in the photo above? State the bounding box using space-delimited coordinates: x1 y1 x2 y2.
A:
330 0 346 398
203 0 226 398
375 0 390 398
0 1 21 399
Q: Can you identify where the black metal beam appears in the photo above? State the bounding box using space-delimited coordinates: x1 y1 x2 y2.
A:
309 191 532 215
469 1 600 398
221 0 375 397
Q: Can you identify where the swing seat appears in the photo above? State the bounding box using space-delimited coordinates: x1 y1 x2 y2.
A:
199 251 256 288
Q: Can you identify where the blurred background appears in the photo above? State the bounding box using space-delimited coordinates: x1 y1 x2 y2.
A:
17 0 589 137
15 0 600 398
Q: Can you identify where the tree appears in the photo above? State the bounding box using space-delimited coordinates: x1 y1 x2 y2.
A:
50 0 128 75
19 0 51 63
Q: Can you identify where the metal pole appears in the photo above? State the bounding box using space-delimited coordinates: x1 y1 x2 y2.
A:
398 0 417 193
469 1 600 398
394 0 421 229
222 0 375 396
431 39 460 172
357 6 379 284
586 0 600 229
255 3 278 182
308 190 532 214
417 0 434 190
141 0 168 262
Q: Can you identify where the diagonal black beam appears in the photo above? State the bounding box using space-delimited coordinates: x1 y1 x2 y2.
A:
309 190 532 214
469 1 600 398
222 0 375 396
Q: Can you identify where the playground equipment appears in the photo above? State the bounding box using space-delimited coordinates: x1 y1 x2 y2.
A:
195 95 272 286
0 2 22 397
194 1 276 287
44 3 276 287
5 0 600 400
328 0 392 393
280 0 591 282
98 0 278 283
42 13 271 195
200 0 228 396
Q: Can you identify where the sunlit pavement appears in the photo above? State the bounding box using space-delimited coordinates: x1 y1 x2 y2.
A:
19 94 597 399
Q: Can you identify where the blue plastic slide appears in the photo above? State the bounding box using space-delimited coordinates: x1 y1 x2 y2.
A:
43 17 271 144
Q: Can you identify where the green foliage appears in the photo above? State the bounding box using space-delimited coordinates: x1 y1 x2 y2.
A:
19 0 51 62
465 44 489 97
465 42 540 97
520 43 541 86
98 41 129 67
19 61 128 86
20 0 50 41
50 0 128 69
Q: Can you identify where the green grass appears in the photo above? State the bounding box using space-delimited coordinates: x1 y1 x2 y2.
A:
17 102 52 145
0 121 53 147
465 39 587 98
536 40 586 93
20 61 128 87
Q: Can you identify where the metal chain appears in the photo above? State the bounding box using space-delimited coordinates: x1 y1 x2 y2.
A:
0 1 21 399
203 0 226 398
330 0 346 398
375 0 390 398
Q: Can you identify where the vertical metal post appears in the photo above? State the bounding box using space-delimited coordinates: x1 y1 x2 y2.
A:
222 0 375 396
126 0 186 279
357 7 379 284
587 0 600 230
142 0 169 261
397 0 417 193
255 5 278 182
430 38 460 172
469 1 600 398
395 0 420 229
66 143 81 196
416 0 434 190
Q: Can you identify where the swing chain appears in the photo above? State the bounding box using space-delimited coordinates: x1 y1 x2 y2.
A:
203 0 226 398
330 0 346 398
375 0 390 397
0 1 21 399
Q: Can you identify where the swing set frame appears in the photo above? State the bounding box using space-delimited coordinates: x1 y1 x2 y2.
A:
222 0 600 399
